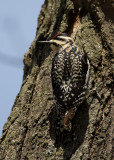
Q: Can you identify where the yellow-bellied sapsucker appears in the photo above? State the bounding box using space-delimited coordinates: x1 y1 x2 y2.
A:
38 33 90 136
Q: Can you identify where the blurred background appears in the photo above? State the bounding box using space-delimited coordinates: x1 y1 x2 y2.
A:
0 0 44 136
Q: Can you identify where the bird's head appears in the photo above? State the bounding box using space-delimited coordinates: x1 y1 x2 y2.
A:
37 33 73 52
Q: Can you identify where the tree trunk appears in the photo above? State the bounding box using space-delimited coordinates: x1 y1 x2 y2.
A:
0 0 113 160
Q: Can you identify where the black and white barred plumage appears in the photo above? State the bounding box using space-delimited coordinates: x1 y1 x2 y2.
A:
38 33 90 132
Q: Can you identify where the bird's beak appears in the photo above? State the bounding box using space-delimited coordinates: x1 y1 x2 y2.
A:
37 39 61 51
37 40 52 44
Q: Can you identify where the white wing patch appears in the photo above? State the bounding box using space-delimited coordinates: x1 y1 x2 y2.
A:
85 58 90 86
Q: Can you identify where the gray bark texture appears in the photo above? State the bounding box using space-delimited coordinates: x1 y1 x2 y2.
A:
0 0 114 160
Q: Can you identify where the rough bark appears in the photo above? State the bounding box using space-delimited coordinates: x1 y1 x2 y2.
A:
0 0 114 160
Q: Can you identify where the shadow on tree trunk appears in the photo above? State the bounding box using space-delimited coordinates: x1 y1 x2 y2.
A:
48 100 89 160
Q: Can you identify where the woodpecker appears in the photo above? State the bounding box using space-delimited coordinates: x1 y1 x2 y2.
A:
38 33 90 134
